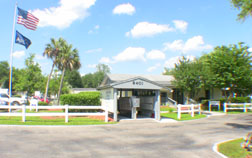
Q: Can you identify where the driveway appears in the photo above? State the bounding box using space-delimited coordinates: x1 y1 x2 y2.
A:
0 114 251 158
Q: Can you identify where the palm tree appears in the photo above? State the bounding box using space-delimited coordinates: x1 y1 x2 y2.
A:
56 41 81 105
43 38 65 102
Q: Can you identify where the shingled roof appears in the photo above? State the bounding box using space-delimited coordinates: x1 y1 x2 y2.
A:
99 74 174 88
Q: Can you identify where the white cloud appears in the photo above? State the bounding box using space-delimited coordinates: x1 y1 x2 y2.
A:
87 64 96 68
164 55 196 69
88 25 100 34
35 54 46 60
248 48 252 52
173 20 188 33
126 22 174 38
164 35 212 53
99 57 113 64
146 50 166 60
85 48 102 53
13 51 25 58
113 3 135 15
32 0 96 29
113 47 146 62
147 63 161 72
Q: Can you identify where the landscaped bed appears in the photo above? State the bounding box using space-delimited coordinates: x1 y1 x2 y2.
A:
161 112 206 121
218 138 252 158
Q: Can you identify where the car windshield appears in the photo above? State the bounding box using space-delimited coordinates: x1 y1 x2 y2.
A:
0 94 9 98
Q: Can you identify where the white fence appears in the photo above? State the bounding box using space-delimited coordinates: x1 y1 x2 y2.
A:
0 105 108 123
223 103 252 113
177 104 201 119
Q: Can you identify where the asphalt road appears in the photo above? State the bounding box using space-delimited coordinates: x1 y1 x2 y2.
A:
0 114 251 158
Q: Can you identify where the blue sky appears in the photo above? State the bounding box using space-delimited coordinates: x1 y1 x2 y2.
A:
1 0 252 76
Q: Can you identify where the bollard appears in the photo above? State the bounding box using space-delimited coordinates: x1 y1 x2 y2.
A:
105 106 108 122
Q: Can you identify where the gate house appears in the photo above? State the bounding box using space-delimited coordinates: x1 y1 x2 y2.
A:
98 74 173 121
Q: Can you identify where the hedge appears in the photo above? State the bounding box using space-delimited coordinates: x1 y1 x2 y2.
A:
60 92 101 105
60 92 101 112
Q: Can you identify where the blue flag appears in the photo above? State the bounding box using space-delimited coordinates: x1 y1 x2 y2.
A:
15 30 31 49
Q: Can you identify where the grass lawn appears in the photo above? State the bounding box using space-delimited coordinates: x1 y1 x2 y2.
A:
160 106 176 112
218 138 252 158
0 116 115 125
161 112 206 121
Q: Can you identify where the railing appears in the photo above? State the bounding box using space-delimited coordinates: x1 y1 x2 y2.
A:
177 104 201 119
0 105 108 123
167 97 177 105
223 103 252 113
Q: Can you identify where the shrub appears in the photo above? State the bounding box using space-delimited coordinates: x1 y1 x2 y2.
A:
60 92 101 112
231 97 250 103
38 101 49 106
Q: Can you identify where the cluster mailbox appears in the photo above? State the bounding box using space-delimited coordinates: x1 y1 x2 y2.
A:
131 96 140 107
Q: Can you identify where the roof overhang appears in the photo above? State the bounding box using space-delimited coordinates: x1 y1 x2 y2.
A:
98 77 171 91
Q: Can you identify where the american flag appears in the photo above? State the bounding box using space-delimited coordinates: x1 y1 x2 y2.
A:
17 7 39 31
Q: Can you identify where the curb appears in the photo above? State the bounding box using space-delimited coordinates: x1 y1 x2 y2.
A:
213 138 242 158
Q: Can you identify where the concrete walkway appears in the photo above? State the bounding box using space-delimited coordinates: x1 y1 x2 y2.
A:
0 114 251 158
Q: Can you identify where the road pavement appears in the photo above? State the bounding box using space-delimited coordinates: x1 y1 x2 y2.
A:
0 114 251 158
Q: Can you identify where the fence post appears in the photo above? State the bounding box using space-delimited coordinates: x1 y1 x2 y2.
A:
105 105 108 122
22 104 26 122
177 105 181 119
65 105 68 123
191 105 194 117
224 103 227 113
209 101 211 112
198 104 201 115
244 103 247 113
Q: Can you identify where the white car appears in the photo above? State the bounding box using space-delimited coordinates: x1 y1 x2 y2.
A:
0 93 26 105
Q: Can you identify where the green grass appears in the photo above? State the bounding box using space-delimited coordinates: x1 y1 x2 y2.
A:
0 116 115 125
160 106 176 112
218 138 252 158
161 112 206 121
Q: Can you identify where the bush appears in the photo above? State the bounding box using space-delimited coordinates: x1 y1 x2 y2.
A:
60 92 101 112
38 101 49 106
231 97 250 103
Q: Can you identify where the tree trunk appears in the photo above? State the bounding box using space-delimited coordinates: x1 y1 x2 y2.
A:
44 63 55 102
57 68 65 105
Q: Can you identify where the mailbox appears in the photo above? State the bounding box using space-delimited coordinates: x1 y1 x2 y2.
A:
131 96 140 107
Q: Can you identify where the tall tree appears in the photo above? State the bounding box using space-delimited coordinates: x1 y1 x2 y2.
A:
203 42 252 97
64 70 83 88
169 56 203 103
82 64 110 88
231 0 252 21
14 54 45 96
56 41 81 105
43 38 65 102
0 61 9 88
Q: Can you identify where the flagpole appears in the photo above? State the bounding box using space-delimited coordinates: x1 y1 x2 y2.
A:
8 2 17 111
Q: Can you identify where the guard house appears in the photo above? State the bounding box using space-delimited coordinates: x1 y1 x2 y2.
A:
98 74 174 121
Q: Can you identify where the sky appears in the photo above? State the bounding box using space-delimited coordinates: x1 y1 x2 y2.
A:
1 0 252 76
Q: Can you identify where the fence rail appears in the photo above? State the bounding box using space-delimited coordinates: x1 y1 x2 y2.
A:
224 103 252 113
0 105 108 123
177 104 201 119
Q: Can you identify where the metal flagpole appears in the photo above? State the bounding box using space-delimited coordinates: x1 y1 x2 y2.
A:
8 2 18 112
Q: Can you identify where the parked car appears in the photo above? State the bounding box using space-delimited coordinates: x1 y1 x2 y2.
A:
0 93 26 105
33 96 50 104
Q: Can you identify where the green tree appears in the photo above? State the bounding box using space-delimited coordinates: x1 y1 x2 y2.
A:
203 42 252 97
231 0 252 21
56 41 81 105
14 54 45 96
82 64 110 88
64 70 83 88
0 61 9 88
170 56 203 103
43 37 65 102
